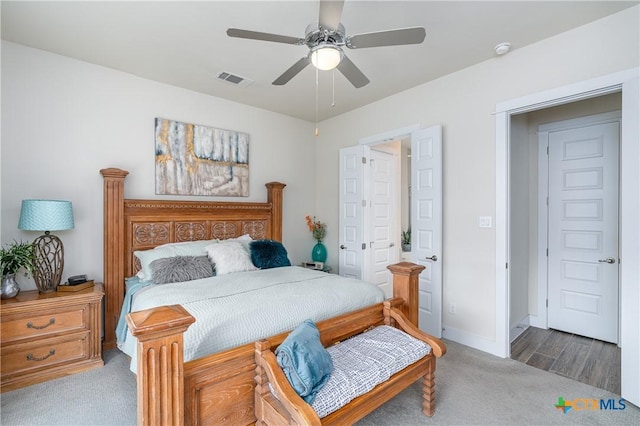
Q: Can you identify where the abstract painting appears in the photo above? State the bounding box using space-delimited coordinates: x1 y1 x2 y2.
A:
155 117 249 196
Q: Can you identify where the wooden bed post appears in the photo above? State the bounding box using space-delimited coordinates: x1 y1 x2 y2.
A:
388 262 425 327
265 182 286 242
100 167 129 349
127 305 195 426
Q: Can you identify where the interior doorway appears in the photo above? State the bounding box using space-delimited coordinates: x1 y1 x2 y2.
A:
497 68 640 406
340 124 443 337
508 101 623 391
507 94 622 344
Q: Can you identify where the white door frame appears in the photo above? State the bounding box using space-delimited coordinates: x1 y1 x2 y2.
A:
535 111 622 333
495 68 639 406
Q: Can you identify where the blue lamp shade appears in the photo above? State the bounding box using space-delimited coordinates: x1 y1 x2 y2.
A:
18 200 74 232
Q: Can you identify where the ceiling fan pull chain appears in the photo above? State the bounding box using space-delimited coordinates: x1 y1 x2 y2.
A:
332 69 336 107
315 67 319 136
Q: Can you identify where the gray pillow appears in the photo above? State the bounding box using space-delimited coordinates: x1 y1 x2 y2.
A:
150 256 214 284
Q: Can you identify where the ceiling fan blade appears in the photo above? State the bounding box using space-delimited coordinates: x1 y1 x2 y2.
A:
272 57 311 85
227 28 303 45
346 27 426 49
318 0 345 31
337 55 369 88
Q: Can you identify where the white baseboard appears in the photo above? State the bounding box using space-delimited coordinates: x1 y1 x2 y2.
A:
510 316 530 343
442 326 507 358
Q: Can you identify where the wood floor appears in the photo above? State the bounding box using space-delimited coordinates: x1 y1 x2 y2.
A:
511 327 621 395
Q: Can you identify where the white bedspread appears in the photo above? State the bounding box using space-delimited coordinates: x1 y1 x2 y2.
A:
118 266 385 372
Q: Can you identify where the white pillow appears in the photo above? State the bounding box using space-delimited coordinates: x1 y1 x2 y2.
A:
227 234 253 251
205 241 257 275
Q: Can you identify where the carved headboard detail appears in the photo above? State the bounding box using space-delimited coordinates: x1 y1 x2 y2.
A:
100 167 286 350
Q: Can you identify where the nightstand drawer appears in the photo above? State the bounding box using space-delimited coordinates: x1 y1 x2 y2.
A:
1 308 86 343
1 284 103 392
1 332 89 377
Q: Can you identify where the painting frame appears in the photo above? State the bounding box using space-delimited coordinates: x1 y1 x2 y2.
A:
155 117 250 197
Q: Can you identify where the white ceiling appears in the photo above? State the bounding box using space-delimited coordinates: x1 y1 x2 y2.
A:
2 1 637 122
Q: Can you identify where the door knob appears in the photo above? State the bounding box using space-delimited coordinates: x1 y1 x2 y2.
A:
598 257 616 264
340 245 346 250
426 255 438 261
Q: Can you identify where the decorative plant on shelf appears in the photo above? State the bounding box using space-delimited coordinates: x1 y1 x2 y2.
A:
1 240 35 299
401 228 411 252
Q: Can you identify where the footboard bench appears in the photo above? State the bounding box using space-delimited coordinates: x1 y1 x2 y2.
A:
254 299 447 425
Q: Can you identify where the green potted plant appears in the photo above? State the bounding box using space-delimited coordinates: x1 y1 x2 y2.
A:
1 240 35 299
401 228 411 252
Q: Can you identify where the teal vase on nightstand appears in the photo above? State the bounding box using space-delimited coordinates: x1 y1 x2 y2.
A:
312 241 327 262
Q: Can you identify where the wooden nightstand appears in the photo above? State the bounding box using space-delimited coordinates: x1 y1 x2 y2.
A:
0 284 104 393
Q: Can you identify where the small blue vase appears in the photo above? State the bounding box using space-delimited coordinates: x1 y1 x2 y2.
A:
312 241 327 262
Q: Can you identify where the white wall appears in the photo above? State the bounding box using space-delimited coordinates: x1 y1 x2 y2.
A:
314 6 639 346
1 41 316 291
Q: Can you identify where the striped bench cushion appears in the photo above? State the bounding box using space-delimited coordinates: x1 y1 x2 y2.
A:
310 325 431 418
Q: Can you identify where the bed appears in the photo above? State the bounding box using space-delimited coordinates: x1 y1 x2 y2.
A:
117 266 387 370
100 168 424 425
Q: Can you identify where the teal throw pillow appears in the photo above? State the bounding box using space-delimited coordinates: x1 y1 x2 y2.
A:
250 240 291 269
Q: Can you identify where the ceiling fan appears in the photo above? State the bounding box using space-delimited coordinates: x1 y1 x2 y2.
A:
226 0 426 88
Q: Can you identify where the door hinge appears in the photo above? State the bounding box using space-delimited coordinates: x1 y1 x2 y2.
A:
505 262 508 269
546 248 548 257
546 146 549 155
362 157 367 164
546 196 549 206
361 243 366 250
546 299 548 308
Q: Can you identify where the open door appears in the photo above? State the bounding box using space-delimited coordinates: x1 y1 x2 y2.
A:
338 145 370 279
368 148 399 297
411 126 443 337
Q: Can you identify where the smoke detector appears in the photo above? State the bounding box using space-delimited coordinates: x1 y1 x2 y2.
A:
494 42 511 56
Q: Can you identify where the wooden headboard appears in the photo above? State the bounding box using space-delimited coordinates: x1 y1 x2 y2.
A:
100 168 286 349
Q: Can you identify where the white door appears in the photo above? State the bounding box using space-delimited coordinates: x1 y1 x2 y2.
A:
338 145 370 279
368 149 399 297
547 121 620 343
411 126 443 337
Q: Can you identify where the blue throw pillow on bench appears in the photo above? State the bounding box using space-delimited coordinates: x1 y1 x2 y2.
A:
250 239 291 269
275 320 333 404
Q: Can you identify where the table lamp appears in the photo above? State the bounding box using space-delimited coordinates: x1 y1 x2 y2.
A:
18 199 74 293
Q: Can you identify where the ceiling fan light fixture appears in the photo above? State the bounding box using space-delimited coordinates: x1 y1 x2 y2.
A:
310 44 343 70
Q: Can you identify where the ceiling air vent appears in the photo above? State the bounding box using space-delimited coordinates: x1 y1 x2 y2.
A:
216 71 253 87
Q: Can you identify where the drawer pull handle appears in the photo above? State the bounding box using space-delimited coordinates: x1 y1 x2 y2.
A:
26 318 55 330
26 349 55 362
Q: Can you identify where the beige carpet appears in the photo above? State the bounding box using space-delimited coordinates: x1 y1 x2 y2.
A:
359 340 639 425
1 340 638 425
